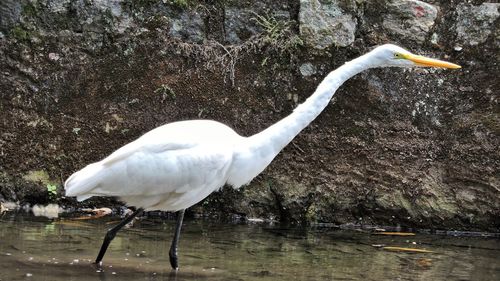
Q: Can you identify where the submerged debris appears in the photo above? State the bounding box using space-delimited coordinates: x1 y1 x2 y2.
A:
0 201 20 212
381 246 434 253
74 207 113 220
416 258 433 268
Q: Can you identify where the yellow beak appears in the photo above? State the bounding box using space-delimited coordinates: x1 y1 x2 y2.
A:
404 54 461 69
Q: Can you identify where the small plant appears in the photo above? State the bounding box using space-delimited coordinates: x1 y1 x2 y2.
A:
252 13 287 42
154 84 176 101
10 26 30 41
46 184 58 198
251 12 303 54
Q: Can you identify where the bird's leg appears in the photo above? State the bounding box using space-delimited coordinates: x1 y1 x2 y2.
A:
95 208 144 267
169 209 185 270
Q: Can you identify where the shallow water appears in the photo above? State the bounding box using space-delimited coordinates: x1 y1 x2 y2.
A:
0 212 499 281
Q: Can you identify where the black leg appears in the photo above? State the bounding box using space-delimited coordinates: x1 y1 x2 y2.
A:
169 209 185 270
95 208 144 266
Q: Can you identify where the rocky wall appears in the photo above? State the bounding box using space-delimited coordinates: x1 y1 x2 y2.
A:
0 0 499 231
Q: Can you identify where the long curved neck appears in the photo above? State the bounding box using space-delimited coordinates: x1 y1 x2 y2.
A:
248 53 373 156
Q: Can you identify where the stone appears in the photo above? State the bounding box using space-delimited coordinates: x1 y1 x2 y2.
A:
48 52 60 61
32 204 62 218
93 0 123 18
382 0 438 43
47 0 71 14
299 0 357 49
225 7 262 44
299 62 317 77
81 0 132 35
0 0 21 32
430 33 439 45
454 3 500 46
95 0 132 34
168 11 205 43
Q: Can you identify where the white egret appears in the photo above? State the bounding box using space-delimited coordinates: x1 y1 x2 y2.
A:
64 44 460 270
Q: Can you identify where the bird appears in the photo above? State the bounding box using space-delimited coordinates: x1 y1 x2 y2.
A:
64 44 460 270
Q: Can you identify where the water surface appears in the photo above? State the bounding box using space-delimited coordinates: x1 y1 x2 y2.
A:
0 212 499 281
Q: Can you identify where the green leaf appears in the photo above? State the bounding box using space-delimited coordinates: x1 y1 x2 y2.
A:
46 184 58 195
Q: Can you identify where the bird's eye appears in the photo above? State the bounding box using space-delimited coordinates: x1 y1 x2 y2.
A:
394 53 401 59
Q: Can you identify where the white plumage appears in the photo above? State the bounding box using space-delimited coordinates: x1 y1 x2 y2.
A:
65 120 242 210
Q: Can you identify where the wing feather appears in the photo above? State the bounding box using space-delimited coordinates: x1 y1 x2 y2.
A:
65 120 242 210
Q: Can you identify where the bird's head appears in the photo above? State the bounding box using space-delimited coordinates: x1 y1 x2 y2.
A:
368 44 461 69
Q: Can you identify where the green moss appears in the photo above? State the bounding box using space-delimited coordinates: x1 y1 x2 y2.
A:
22 2 38 17
305 203 319 223
377 190 416 217
23 170 57 186
10 26 30 41
23 170 60 199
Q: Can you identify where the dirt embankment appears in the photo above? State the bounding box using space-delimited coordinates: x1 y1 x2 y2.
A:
0 0 498 231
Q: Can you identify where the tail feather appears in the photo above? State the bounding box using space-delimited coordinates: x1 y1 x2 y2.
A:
65 163 104 201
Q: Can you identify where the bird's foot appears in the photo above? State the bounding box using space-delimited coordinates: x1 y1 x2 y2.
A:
169 249 179 270
93 261 104 272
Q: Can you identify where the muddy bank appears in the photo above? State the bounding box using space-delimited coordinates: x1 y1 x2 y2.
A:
0 0 499 231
